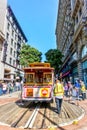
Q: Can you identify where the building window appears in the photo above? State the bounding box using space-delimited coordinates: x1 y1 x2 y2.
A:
9 57 12 64
72 52 77 60
15 34 17 40
13 60 15 66
75 16 78 24
81 45 87 58
86 0 87 9
14 42 16 48
71 0 75 10
11 38 13 46
14 51 16 57
82 60 87 69
79 8 82 17
10 48 13 55
7 23 10 30
12 30 14 37
6 33 9 41
0 44 2 51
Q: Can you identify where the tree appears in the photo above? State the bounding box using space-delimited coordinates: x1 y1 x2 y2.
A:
45 49 64 75
19 44 42 67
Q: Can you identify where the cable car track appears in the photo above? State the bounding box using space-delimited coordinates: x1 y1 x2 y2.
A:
24 104 41 129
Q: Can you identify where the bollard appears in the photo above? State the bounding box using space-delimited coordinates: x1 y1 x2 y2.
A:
48 126 57 130
73 120 78 125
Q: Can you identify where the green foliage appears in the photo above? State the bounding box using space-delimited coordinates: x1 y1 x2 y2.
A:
45 49 64 74
19 44 42 67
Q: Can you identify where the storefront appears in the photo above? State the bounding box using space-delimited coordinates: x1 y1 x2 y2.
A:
81 45 87 88
72 66 78 84
82 60 87 88
60 70 71 82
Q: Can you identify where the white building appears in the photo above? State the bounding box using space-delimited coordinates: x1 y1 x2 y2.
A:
0 0 27 81
0 0 7 80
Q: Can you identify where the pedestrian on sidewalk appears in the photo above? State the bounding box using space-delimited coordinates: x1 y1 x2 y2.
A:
53 79 64 114
74 79 81 100
2 82 7 94
0 81 3 95
64 82 68 97
71 86 79 105
67 81 73 102
80 81 86 100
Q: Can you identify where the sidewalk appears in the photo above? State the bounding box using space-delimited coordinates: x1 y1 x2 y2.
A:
0 91 21 107
0 92 87 130
0 91 21 98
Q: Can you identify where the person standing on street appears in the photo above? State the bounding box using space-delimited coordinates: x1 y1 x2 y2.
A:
67 81 73 102
64 82 68 97
80 81 86 100
53 79 64 114
74 80 80 99
0 81 3 95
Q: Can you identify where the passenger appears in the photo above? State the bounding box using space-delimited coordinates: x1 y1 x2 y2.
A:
53 79 64 114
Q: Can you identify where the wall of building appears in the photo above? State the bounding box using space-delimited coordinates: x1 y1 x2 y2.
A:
0 0 7 80
56 0 87 87
0 0 7 34
0 1 27 81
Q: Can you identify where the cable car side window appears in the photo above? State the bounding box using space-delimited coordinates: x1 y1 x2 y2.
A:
26 73 34 83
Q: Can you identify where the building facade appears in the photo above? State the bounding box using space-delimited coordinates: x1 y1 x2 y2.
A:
0 0 27 81
0 0 7 80
56 0 87 87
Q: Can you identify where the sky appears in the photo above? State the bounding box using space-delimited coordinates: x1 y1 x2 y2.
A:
8 0 58 61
